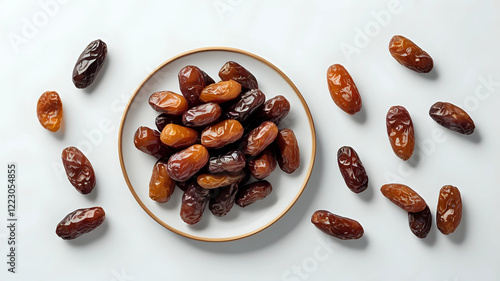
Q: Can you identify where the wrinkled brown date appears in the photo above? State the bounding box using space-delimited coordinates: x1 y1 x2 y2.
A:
209 183 238 217
389 35 433 73
311 210 364 240
437 185 462 235
199 80 242 103
180 182 210 225
327 64 362 115
134 126 174 159
408 205 432 238
149 160 175 203
257 95 290 124
380 184 426 212
275 129 300 174
201 119 244 149
182 102 222 127
219 61 258 90
235 180 272 208
197 172 245 189
72 39 107 89
226 89 265 123
429 102 475 135
337 146 368 193
155 113 182 131
61 146 96 195
242 121 278 156
56 207 105 240
149 91 188 115
208 150 246 173
248 146 276 180
166 144 209 182
386 105 415 161
37 91 63 132
160 123 199 149
178 65 215 106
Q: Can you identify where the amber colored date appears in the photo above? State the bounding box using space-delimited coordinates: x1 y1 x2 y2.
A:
257 95 290 124
275 129 300 174
209 183 238 217
219 61 258 90
167 144 209 182
235 180 272 208
248 146 276 180
208 150 246 173
149 160 175 203
155 113 182 131
437 185 462 235
380 183 426 212
149 91 188 115
226 89 265 123
178 65 215 106
242 121 278 156
72 39 107 89
56 207 105 240
199 80 242 103
182 102 222 128
36 91 63 132
408 205 432 238
386 105 415 161
134 126 174 159
160 123 199 149
389 35 433 73
337 146 368 193
327 64 362 115
201 119 244 149
429 102 475 135
180 182 210 225
197 172 245 189
311 210 364 240
61 146 96 195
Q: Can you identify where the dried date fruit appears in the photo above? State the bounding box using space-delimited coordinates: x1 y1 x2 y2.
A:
226 89 265 123
134 126 174 159
327 64 362 115
241 121 278 156
389 35 433 73
408 205 432 238
61 146 96 195
149 160 175 203
209 183 238 217
380 183 426 212
386 105 415 161
311 210 364 240
337 146 368 193
166 144 209 182
155 113 182 131
208 150 246 173
72 39 107 88
199 80 242 103
149 91 188 115
36 91 63 132
437 185 462 235
219 61 258 90
235 180 272 207
275 129 300 174
201 119 244 149
248 146 276 180
160 123 199 149
56 207 105 240
182 103 222 127
178 65 215 106
429 102 475 135
197 172 245 189
180 182 210 225
257 95 290 124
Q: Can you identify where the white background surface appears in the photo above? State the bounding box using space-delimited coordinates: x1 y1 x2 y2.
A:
1 0 500 280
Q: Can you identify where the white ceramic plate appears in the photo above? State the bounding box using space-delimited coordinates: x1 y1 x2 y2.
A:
118 47 316 242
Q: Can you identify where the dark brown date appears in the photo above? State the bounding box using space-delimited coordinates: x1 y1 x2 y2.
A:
275 129 300 174
201 119 244 149
225 89 265 123
197 172 245 189
178 65 215 106
180 182 210 225
248 146 276 180
37 91 63 132
61 146 96 194
337 146 368 193
199 80 242 103
386 105 415 161
209 183 238 217
380 183 426 212
235 180 272 207
159 123 199 149
56 207 105 240
219 61 258 90
155 113 182 131
389 35 433 73
167 144 209 182
208 150 246 173
437 185 462 235
182 102 222 127
149 160 175 203
408 205 432 238
327 64 362 115
72 39 107 88
134 126 174 159
311 210 364 240
241 121 278 156
429 102 475 135
257 95 290 124
149 91 188 115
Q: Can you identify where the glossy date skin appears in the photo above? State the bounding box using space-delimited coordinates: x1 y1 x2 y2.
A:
311 210 364 240
218 61 258 90
208 150 246 173
257 95 290 124
429 102 475 135
178 65 215 107
437 185 462 235
226 89 265 123
160 123 199 149
408 205 432 238
209 183 238 217
182 102 222 128
386 106 415 161
199 80 242 103
155 113 182 131
149 160 175 203
149 91 189 115
61 146 96 194
248 146 276 180
166 144 209 182
275 129 300 174
37 91 63 132
56 207 105 240
327 64 362 115
337 146 368 193
381 184 426 212
180 182 210 225
134 126 174 159
201 119 244 149
241 121 278 157
72 39 107 89
235 180 272 208
197 172 245 189
389 35 433 73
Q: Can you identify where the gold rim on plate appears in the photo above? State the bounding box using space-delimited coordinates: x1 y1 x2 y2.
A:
118 47 316 242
